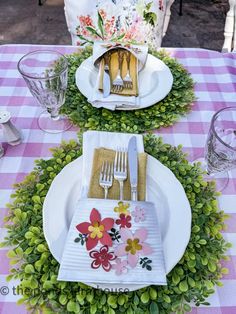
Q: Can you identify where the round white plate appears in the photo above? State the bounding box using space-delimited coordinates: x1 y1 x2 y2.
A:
43 155 191 291
75 54 173 110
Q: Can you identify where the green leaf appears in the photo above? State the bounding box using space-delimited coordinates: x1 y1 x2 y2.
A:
112 33 126 41
6 274 13 282
149 287 157 300
97 11 104 38
43 281 53 290
100 294 107 305
30 278 38 289
141 292 150 304
32 195 41 204
221 267 229 274
67 300 80 313
36 183 45 192
90 304 97 314
24 264 35 274
37 244 47 253
86 26 103 39
7 250 16 258
86 293 93 303
29 296 39 306
118 295 125 306
163 295 171 303
14 208 22 218
145 2 152 10
0 242 6 248
107 295 117 307
184 303 192 312
188 277 196 288
59 294 67 305
208 261 217 272
108 308 115 314
65 155 72 163
150 301 159 314
172 273 180 285
179 280 188 292
198 239 207 245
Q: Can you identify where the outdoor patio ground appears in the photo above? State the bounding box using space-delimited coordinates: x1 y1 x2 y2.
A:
0 0 230 51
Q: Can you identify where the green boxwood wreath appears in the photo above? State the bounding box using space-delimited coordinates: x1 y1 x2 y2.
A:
60 47 196 133
1 134 231 314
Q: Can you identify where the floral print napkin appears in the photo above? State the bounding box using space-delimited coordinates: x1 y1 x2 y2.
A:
58 199 167 285
64 0 166 49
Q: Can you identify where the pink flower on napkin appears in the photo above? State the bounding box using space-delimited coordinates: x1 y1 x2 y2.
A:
112 258 128 275
114 228 152 268
131 206 146 223
76 208 114 251
90 245 116 272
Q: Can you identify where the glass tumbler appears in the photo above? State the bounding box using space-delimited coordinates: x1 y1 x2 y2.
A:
17 50 72 133
195 106 236 191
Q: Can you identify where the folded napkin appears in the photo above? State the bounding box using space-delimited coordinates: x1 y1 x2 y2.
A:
98 51 138 96
81 131 145 199
58 198 167 286
88 147 147 201
93 42 148 71
88 41 148 110
88 67 139 110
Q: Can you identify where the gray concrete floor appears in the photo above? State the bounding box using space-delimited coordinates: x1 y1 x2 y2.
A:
0 0 229 51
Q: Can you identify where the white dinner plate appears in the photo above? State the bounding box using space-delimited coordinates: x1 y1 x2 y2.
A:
75 54 173 110
43 155 191 291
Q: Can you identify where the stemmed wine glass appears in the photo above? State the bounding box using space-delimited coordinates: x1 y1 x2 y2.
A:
194 106 236 191
17 50 72 133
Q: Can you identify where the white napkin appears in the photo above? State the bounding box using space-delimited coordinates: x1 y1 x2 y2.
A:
88 62 140 111
87 41 148 110
81 130 144 198
92 41 148 71
58 198 167 286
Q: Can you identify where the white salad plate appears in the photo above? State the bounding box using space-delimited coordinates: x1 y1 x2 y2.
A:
75 54 173 110
43 155 191 291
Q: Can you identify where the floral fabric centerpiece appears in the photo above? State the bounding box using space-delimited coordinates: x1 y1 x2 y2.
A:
64 0 166 49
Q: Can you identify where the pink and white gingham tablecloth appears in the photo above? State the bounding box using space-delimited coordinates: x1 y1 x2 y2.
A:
0 44 236 314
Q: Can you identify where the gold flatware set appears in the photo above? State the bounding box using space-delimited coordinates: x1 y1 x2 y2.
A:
103 50 134 94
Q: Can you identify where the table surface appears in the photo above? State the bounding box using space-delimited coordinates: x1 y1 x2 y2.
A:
0 44 236 314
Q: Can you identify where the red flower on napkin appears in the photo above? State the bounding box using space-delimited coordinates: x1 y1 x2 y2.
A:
76 208 114 251
89 245 116 272
116 214 132 229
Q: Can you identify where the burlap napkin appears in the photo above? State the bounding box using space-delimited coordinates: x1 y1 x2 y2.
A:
88 148 147 201
98 50 138 96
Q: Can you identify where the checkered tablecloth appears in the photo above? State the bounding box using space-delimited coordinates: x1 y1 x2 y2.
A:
0 44 236 314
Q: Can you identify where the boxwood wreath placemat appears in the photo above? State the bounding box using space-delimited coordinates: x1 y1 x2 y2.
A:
60 47 195 133
1 134 231 314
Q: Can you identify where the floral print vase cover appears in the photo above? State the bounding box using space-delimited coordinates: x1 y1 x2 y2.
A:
64 0 166 49
58 199 166 285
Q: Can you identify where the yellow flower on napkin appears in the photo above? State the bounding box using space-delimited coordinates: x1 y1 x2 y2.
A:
114 201 130 216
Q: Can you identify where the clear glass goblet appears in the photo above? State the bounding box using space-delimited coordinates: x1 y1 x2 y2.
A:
17 50 72 133
194 106 236 191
